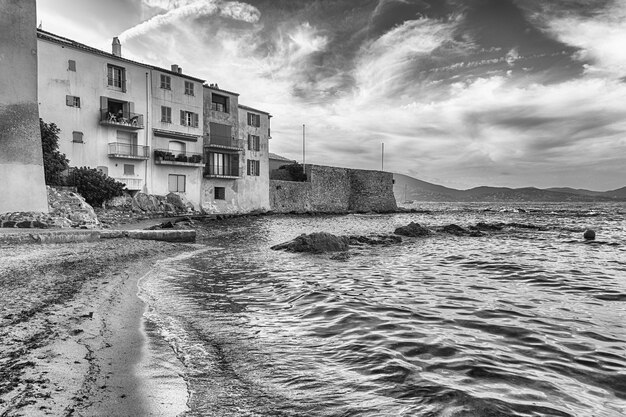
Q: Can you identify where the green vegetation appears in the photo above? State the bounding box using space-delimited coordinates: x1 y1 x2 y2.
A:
40 118 69 185
69 167 126 207
279 163 307 182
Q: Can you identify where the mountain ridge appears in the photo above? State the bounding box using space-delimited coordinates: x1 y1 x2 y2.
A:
393 173 626 202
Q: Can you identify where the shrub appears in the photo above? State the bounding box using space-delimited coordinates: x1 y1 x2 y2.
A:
279 163 307 182
68 167 126 207
40 119 69 185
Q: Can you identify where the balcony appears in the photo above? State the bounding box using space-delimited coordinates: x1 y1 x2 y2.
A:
154 149 204 167
114 177 143 190
100 109 144 130
108 142 150 159
206 134 244 151
203 165 240 179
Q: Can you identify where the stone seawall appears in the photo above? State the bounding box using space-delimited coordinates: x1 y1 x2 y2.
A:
270 164 397 213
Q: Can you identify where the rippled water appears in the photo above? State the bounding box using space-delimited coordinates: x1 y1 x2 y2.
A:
140 203 626 416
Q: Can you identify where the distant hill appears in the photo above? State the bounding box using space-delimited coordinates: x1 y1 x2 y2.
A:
393 173 626 202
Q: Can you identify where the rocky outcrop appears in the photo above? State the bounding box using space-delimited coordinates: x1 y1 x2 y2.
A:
1 187 100 229
348 234 402 245
271 232 350 253
394 222 431 237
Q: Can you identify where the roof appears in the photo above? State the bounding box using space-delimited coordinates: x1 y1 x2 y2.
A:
238 104 271 116
203 84 240 97
37 29 205 83
269 153 296 162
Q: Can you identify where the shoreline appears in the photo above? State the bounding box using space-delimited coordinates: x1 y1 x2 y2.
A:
0 239 192 416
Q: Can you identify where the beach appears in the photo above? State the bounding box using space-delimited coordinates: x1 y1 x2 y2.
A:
0 238 193 416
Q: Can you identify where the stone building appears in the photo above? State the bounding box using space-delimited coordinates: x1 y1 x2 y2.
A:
35 29 271 212
200 85 271 213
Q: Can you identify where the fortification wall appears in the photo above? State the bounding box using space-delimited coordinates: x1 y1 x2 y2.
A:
269 164 397 213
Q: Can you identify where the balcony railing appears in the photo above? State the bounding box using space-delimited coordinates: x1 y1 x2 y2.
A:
206 134 244 150
100 109 144 129
204 165 240 178
114 177 143 190
154 149 203 166
108 142 150 159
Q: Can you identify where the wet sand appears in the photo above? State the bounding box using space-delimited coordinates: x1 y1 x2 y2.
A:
0 239 194 416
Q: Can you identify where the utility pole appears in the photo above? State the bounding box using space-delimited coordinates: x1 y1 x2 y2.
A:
381 142 384 171
302 124 306 166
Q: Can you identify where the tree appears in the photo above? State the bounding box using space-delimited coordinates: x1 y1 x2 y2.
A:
69 167 126 207
40 118 69 185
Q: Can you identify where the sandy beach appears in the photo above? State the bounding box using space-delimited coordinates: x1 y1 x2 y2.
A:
0 238 194 416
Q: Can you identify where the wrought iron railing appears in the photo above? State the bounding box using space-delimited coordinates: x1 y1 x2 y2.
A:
108 142 150 158
204 165 240 177
154 149 203 164
100 109 144 129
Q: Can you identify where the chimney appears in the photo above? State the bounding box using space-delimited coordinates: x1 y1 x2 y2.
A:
171 64 179 73
112 37 121 57
178 67 182 74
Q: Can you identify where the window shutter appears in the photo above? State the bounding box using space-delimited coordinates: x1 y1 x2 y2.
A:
68 60 76 71
121 69 127 92
247 160 251 175
100 96 108 111
180 110 185 125
193 113 198 128
248 135 252 150
66 95 73 106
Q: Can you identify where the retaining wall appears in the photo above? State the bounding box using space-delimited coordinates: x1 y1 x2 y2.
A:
270 164 397 213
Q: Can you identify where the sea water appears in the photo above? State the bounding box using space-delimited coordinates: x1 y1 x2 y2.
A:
139 203 626 416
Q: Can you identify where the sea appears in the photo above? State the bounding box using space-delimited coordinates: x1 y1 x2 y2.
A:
138 202 626 417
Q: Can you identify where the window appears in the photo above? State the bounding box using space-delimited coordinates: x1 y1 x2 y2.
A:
66 95 80 108
247 159 260 176
180 110 199 127
247 112 260 127
214 187 225 200
211 94 229 113
68 60 76 71
168 174 186 192
160 74 171 90
124 164 135 175
72 131 84 143
206 152 239 176
248 135 260 151
107 64 125 90
161 106 172 123
184 81 194 96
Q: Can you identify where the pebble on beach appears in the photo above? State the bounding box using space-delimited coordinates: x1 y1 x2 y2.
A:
583 229 596 240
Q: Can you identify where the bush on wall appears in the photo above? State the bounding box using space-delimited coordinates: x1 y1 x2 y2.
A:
279 163 307 182
68 167 126 207
40 118 69 185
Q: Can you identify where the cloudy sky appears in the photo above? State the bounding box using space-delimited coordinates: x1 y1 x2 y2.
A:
37 0 626 190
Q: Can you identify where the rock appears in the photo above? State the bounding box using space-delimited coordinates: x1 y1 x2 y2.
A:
349 234 402 245
394 222 431 237
133 192 159 212
583 229 596 240
166 192 190 212
440 224 469 236
106 194 133 210
471 222 504 231
330 252 351 260
271 232 350 253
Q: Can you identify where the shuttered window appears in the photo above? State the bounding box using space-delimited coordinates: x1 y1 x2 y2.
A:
123 164 135 175
66 95 80 108
68 60 76 71
160 74 171 89
180 110 198 127
247 159 260 176
161 106 172 123
247 112 260 127
184 81 194 96
248 135 260 151
72 131 83 143
168 174 186 192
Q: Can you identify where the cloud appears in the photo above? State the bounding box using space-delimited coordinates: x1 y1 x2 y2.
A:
119 0 260 42
525 0 626 77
